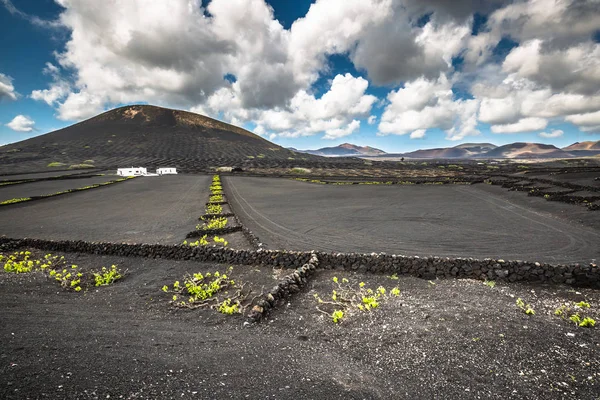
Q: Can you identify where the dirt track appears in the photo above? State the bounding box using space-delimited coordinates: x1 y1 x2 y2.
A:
0 175 209 244
225 176 600 264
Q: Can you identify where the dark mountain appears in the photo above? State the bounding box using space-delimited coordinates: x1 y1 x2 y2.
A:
298 143 386 156
0 105 319 172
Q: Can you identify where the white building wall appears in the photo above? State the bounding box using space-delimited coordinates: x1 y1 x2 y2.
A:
117 167 147 176
157 168 177 175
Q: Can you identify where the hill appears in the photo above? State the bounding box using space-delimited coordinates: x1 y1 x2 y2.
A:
483 143 573 159
297 143 386 157
0 105 321 172
390 143 497 159
563 141 600 151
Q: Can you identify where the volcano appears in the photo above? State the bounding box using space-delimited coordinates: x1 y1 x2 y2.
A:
0 105 315 172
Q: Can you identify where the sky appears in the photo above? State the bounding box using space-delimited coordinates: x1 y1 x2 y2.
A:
0 0 599 153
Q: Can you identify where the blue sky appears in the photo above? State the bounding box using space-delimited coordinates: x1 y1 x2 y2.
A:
1 0 599 152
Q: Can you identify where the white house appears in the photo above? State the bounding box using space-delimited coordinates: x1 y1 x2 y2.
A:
117 167 147 176
157 167 177 175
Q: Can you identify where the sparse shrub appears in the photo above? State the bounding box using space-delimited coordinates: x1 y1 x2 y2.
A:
50 265 83 292
0 197 31 205
68 163 95 169
314 277 400 324
197 216 228 230
92 265 124 286
162 267 248 315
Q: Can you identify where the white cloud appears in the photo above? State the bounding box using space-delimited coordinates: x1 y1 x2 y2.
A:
323 120 360 140
202 73 375 139
0 73 17 101
565 111 600 127
410 129 426 139
21 0 600 142
6 115 35 132
538 129 563 138
491 117 548 134
378 74 480 141
503 40 600 95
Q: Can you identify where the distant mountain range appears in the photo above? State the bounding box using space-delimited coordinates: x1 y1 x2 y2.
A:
296 141 600 159
291 143 387 157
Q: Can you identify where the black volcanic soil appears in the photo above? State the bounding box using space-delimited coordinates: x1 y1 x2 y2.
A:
0 175 119 202
0 175 210 244
1 252 598 399
224 176 600 264
0 170 104 181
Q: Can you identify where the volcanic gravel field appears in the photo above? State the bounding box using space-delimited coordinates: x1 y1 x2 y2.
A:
0 175 120 203
1 167 600 400
1 252 598 399
225 176 600 264
0 170 104 181
0 175 209 244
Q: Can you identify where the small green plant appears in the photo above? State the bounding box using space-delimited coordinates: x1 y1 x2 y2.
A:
209 194 224 203
47 162 66 167
332 309 344 323
213 236 228 246
183 235 209 247
516 298 535 315
50 265 83 292
206 203 223 215
218 299 240 315
389 273 399 280
198 217 228 230
92 265 124 286
555 302 595 328
483 280 496 288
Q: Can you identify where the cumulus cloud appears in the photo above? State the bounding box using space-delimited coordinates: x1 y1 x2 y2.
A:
410 129 426 139
22 0 600 141
249 74 375 139
490 117 548 134
350 3 471 86
323 120 361 140
539 129 563 139
6 115 35 132
378 74 480 141
0 73 18 101
503 40 600 95
565 111 600 127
